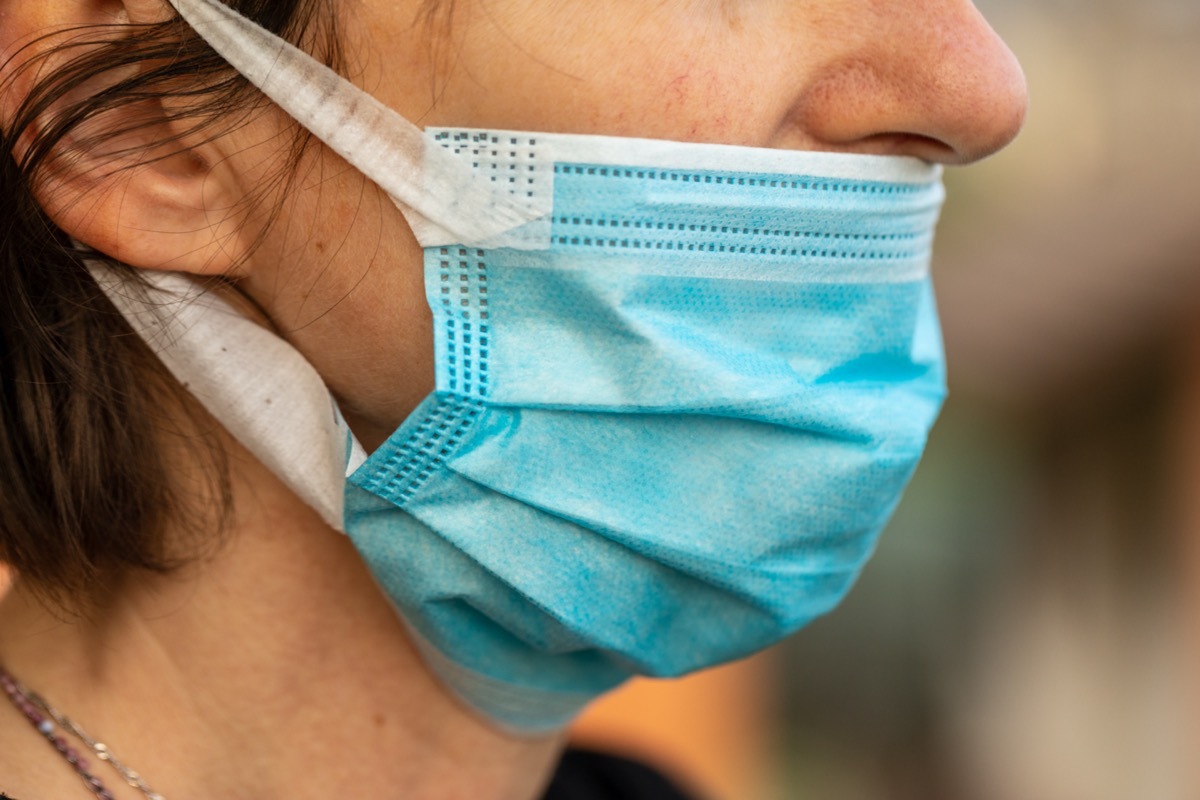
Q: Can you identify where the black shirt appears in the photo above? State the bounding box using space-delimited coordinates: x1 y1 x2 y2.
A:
543 749 702 800
1 748 702 800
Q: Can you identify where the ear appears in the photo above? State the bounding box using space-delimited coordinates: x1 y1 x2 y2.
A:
2 0 258 277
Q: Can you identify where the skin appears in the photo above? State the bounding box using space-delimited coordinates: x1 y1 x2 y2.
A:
0 0 1027 798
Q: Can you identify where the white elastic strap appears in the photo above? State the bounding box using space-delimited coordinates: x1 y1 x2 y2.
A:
91 266 351 531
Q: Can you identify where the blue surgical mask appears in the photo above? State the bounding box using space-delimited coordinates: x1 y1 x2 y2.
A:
125 0 948 733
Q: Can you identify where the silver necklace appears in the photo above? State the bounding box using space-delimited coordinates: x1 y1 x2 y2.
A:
0 665 165 800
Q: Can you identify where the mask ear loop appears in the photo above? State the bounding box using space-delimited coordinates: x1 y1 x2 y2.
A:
165 0 543 247
89 264 353 531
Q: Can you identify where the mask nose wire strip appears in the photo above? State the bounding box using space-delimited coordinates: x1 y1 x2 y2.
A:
165 0 542 247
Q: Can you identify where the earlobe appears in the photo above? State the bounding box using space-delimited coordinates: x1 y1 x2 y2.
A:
2 0 255 277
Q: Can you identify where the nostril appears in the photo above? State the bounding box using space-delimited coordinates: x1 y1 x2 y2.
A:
858 132 960 162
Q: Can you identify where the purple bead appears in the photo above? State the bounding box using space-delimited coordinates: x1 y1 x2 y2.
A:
77 757 90 770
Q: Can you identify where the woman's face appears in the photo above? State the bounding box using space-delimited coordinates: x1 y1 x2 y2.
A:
219 0 1028 448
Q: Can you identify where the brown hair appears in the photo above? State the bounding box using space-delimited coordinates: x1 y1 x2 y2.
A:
0 1 340 606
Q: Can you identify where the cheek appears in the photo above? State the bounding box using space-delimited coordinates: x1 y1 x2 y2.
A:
313 198 437 445
606 61 755 143
238 147 438 449
369 0 793 147
437 45 779 146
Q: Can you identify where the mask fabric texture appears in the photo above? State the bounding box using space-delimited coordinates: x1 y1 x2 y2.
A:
149 0 948 733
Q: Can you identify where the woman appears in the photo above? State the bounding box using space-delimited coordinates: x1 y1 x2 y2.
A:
0 0 1026 797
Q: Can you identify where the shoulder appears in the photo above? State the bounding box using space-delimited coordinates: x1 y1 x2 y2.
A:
542 749 704 800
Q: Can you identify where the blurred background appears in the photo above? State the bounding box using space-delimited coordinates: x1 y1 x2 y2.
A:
573 1 1200 798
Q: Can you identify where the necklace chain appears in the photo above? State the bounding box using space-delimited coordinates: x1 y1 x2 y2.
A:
0 666 166 800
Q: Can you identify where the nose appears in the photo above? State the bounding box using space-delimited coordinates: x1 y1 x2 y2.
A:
779 1 1029 165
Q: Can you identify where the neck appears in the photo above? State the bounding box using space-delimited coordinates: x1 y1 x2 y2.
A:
0 439 563 800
